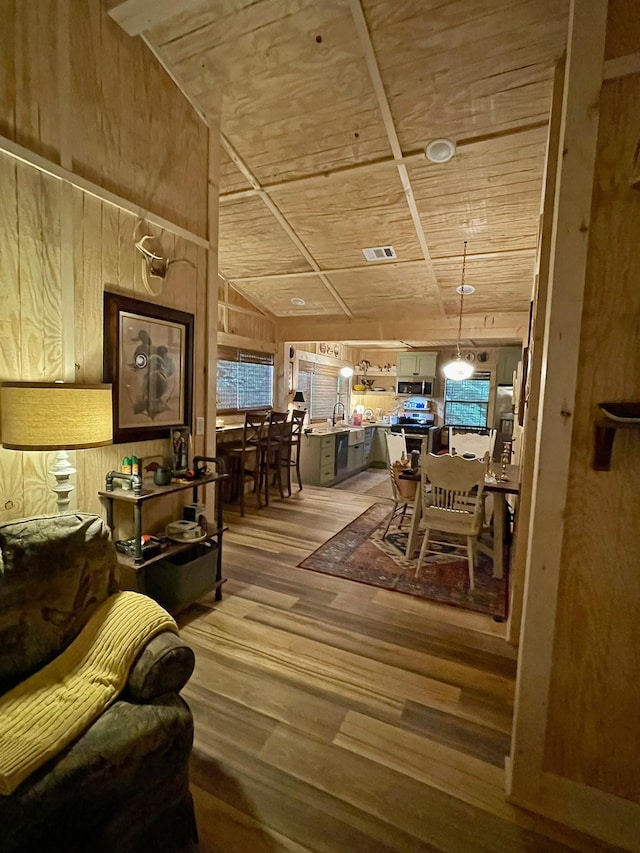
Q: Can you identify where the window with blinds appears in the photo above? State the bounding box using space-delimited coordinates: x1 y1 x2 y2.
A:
298 361 340 421
444 371 491 428
217 347 274 412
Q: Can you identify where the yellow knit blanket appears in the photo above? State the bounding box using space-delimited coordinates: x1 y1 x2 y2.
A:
0 592 177 795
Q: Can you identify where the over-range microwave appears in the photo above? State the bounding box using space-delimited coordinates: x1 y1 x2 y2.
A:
397 379 434 396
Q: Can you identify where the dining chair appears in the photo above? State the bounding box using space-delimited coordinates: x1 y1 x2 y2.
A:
384 430 406 464
384 434 431 544
449 429 496 462
224 409 271 516
415 452 487 591
381 463 416 541
449 433 496 523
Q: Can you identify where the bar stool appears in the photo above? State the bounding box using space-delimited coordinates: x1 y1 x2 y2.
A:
284 409 305 495
224 409 270 516
259 411 290 504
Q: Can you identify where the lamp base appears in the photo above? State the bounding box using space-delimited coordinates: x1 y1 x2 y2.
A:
49 450 76 512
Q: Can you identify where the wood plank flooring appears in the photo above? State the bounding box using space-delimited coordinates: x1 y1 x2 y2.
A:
177 486 617 853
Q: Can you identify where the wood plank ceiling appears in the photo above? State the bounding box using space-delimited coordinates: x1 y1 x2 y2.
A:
108 0 570 347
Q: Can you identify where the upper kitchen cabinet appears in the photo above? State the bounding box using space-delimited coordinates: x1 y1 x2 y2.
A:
397 352 438 378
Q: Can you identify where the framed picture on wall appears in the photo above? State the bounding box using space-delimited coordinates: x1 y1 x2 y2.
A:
103 292 194 444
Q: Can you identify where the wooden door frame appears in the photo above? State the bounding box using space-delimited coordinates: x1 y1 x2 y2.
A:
505 2 640 849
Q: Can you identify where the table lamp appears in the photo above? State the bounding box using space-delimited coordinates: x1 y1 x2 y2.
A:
0 382 113 511
292 391 305 408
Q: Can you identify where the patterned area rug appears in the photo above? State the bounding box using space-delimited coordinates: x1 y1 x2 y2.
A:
298 503 508 618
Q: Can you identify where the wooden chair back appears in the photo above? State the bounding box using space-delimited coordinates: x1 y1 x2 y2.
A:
422 453 486 533
242 409 271 448
290 409 305 442
449 429 495 462
385 430 406 464
267 411 291 448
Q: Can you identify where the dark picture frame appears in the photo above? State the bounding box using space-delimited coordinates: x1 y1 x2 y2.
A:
103 292 194 444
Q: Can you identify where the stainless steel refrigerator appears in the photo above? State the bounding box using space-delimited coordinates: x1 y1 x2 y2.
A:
493 385 514 460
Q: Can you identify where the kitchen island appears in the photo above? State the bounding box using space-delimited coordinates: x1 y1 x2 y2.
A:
299 424 391 486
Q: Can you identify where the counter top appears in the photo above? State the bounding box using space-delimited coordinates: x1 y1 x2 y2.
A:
304 423 391 436
216 423 393 438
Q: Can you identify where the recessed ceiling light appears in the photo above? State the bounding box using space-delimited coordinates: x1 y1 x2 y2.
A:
456 284 475 295
291 297 306 306
425 138 456 163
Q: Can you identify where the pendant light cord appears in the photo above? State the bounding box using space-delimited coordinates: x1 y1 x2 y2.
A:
456 241 468 358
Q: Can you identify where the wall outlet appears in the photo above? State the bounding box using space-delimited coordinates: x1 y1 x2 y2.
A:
196 417 205 435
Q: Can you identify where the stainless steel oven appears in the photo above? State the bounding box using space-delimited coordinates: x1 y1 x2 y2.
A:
391 420 437 455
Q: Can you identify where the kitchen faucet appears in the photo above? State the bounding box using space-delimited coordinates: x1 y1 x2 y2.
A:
331 401 345 426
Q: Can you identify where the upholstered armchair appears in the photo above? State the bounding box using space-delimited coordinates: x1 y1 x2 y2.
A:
0 512 197 853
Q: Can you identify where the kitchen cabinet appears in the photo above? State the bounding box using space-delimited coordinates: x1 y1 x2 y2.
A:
363 427 375 464
347 444 364 471
300 428 378 484
396 351 437 377
347 428 365 472
98 458 227 610
300 432 337 485
370 427 390 466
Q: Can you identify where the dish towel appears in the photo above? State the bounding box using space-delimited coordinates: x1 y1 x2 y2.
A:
0 591 176 795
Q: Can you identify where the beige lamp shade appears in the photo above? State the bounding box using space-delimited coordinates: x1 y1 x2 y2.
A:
0 382 113 450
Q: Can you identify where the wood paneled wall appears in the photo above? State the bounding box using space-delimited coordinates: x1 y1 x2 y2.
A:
0 0 211 529
544 54 640 800
0 0 207 237
509 1 640 847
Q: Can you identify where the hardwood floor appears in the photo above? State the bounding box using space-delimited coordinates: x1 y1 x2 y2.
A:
177 486 616 853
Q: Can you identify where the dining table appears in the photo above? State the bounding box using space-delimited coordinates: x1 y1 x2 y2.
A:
400 463 520 579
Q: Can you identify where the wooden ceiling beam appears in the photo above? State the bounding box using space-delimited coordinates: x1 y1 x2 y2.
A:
218 119 549 202
218 272 276 320
226 248 535 283
220 134 353 318
349 0 444 315
275 312 529 345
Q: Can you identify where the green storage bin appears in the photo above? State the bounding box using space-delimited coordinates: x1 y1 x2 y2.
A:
146 541 218 609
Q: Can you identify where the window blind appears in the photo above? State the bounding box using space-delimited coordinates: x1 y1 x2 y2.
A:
299 360 339 420
218 347 274 412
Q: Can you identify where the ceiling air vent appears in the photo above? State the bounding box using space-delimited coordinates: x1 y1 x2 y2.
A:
362 246 396 262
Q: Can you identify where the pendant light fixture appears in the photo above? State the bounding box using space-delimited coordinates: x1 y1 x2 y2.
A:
442 241 475 381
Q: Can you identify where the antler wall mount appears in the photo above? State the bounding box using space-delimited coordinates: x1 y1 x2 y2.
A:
133 221 196 296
